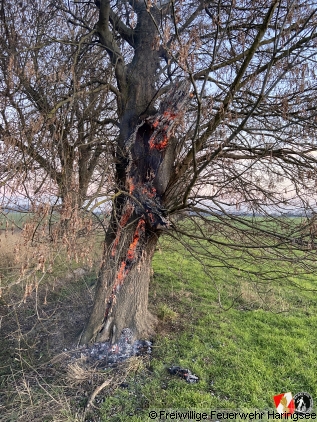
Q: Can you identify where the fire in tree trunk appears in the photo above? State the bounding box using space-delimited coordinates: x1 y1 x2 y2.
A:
81 222 158 345
80 81 191 346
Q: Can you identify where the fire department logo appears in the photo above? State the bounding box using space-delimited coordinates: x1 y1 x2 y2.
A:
273 392 295 414
294 392 313 414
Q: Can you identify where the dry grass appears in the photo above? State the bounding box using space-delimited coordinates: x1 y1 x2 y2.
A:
0 215 140 421
0 232 20 270
0 216 107 420
236 279 289 312
0 351 146 422
67 360 100 385
0 222 102 309
0 260 95 421
0 248 144 422
1 372 81 422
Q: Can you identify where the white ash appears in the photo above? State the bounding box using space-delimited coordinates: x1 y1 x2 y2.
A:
71 328 152 367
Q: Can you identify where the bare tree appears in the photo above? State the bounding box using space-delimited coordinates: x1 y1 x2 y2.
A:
0 0 117 213
2 0 317 346
79 0 317 344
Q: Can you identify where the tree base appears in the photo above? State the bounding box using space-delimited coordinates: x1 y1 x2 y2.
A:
80 232 158 346
76 328 153 367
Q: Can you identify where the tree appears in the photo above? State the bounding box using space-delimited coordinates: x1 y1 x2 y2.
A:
2 0 317 346
0 0 117 213
80 0 317 344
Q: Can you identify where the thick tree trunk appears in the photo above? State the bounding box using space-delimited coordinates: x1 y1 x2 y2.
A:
80 216 158 345
80 81 191 346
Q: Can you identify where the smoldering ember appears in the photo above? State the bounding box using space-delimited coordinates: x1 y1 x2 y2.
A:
69 329 152 366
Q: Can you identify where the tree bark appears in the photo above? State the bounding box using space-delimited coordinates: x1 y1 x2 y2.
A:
80 1 191 345
80 214 158 345
80 80 191 346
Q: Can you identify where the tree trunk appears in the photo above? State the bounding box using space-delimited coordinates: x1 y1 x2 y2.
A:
57 180 82 237
80 214 158 345
80 81 191 346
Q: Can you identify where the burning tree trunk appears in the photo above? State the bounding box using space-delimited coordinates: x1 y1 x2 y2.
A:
80 81 191 345
80 220 159 344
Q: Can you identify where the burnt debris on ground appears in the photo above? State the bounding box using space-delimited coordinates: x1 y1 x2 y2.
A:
70 328 152 367
168 365 199 383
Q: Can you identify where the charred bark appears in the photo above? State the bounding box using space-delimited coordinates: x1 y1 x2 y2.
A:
80 81 191 345
80 218 158 345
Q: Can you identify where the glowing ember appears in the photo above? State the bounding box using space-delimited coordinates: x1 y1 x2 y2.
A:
119 204 134 227
102 81 191 333
116 261 127 285
111 204 134 257
127 177 135 194
149 134 168 151
147 212 155 224
163 110 177 119
106 218 146 319
127 219 145 261
141 186 156 198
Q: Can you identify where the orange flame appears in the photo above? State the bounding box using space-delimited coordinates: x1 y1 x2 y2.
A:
127 218 145 261
111 204 134 257
116 261 127 285
149 135 168 151
163 110 177 119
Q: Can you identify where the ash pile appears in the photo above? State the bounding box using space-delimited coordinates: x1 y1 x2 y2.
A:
73 328 152 367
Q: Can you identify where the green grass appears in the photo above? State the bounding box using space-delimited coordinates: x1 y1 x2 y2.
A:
2 213 317 421
100 237 317 421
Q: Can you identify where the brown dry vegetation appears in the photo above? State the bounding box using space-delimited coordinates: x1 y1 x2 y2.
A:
0 271 92 420
0 224 170 421
0 227 110 421
0 274 165 422
0 232 20 281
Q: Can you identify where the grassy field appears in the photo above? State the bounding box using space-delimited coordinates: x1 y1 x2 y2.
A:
99 238 317 421
0 220 317 421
